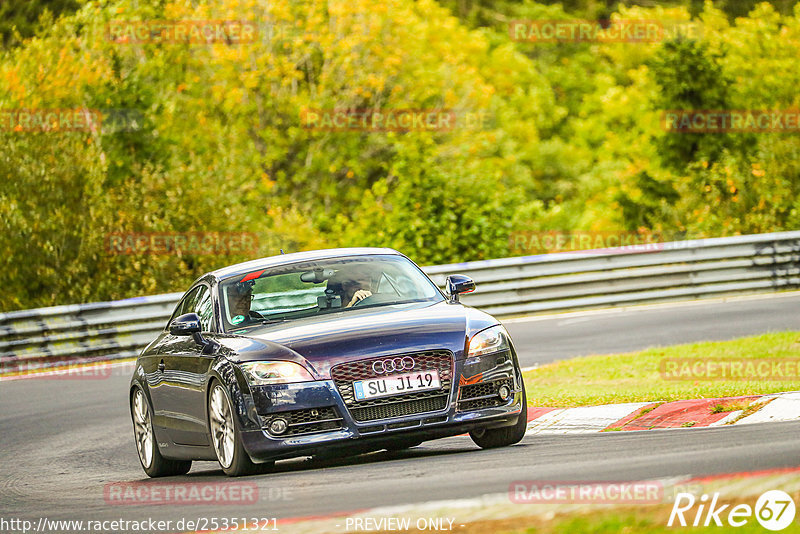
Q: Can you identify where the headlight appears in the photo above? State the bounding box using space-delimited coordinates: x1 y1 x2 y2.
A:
468 325 510 357
240 361 314 385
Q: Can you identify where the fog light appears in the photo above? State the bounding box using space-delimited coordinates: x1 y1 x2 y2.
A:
498 385 512 401
269 417 288 435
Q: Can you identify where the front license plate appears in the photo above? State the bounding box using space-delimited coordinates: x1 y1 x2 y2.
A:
353 370 441 401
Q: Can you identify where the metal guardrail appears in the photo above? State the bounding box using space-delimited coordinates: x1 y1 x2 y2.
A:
2 231 799 373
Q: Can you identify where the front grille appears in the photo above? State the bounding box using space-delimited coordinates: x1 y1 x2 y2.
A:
262 406 344 437
459 397 504 411
457 378 514 411
350 395 449 422
331 350 453 422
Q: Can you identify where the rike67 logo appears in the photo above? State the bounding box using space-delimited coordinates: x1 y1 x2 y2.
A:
669 490 796 531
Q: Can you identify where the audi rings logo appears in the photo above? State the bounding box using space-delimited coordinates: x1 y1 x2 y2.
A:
372 357 415 375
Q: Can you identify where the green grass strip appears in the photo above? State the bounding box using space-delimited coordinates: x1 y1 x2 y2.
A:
522 331 800 408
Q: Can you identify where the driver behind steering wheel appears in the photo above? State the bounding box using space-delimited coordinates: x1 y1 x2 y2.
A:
333 267 374 308
227 280 262 325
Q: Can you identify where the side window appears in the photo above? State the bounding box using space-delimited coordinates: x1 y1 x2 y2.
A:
194 286 214 332
166 286 201 329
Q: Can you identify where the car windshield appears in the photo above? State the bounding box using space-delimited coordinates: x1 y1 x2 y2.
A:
219 254 443 332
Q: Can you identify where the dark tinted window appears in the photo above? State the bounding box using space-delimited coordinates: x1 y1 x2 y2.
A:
193 285 214 332
166 286 203 329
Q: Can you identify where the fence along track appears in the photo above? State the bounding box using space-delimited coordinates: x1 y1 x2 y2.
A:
2 232 799 372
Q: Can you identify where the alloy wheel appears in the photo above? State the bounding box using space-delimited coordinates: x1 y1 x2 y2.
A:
132 389 153 468
210 385 235 468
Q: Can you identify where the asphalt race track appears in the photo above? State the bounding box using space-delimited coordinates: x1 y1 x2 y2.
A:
505 292 800 365
2 293 800 527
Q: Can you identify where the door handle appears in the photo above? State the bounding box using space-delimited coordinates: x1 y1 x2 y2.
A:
158 360 166 372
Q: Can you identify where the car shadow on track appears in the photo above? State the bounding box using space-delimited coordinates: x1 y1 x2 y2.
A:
178 438 530 479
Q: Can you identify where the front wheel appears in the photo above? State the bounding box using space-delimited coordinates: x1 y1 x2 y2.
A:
469 387 528 449
131 388 191 477
209 382 260 477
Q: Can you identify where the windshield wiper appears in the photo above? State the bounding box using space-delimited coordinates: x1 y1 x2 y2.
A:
344 298 431 311
259 318 287 325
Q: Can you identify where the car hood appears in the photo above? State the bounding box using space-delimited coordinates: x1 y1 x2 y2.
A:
218 300 498 379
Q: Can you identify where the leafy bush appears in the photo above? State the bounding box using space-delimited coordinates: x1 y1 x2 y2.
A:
2 0 800 309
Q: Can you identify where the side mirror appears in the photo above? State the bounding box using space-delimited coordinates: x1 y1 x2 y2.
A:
169 312 218 355
446 274 476 303
169 313 202 336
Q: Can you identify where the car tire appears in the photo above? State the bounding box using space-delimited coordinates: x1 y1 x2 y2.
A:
208 381 259 477
469 386 528 449
131 388 192 477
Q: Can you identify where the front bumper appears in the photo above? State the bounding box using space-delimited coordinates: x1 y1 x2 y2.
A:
238 350 524 462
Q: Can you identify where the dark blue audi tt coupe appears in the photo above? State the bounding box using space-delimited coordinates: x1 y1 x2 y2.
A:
129 248 527 476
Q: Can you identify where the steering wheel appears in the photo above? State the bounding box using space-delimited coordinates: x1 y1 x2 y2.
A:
350 294 375 307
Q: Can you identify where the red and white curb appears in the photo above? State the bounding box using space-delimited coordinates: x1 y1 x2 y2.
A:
524 391 800 434
524 403 653 434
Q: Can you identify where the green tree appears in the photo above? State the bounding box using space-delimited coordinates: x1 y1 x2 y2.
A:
0 0 81 48
647 37 733 172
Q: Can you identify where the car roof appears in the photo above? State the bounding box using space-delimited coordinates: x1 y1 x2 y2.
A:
210 247 403 282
